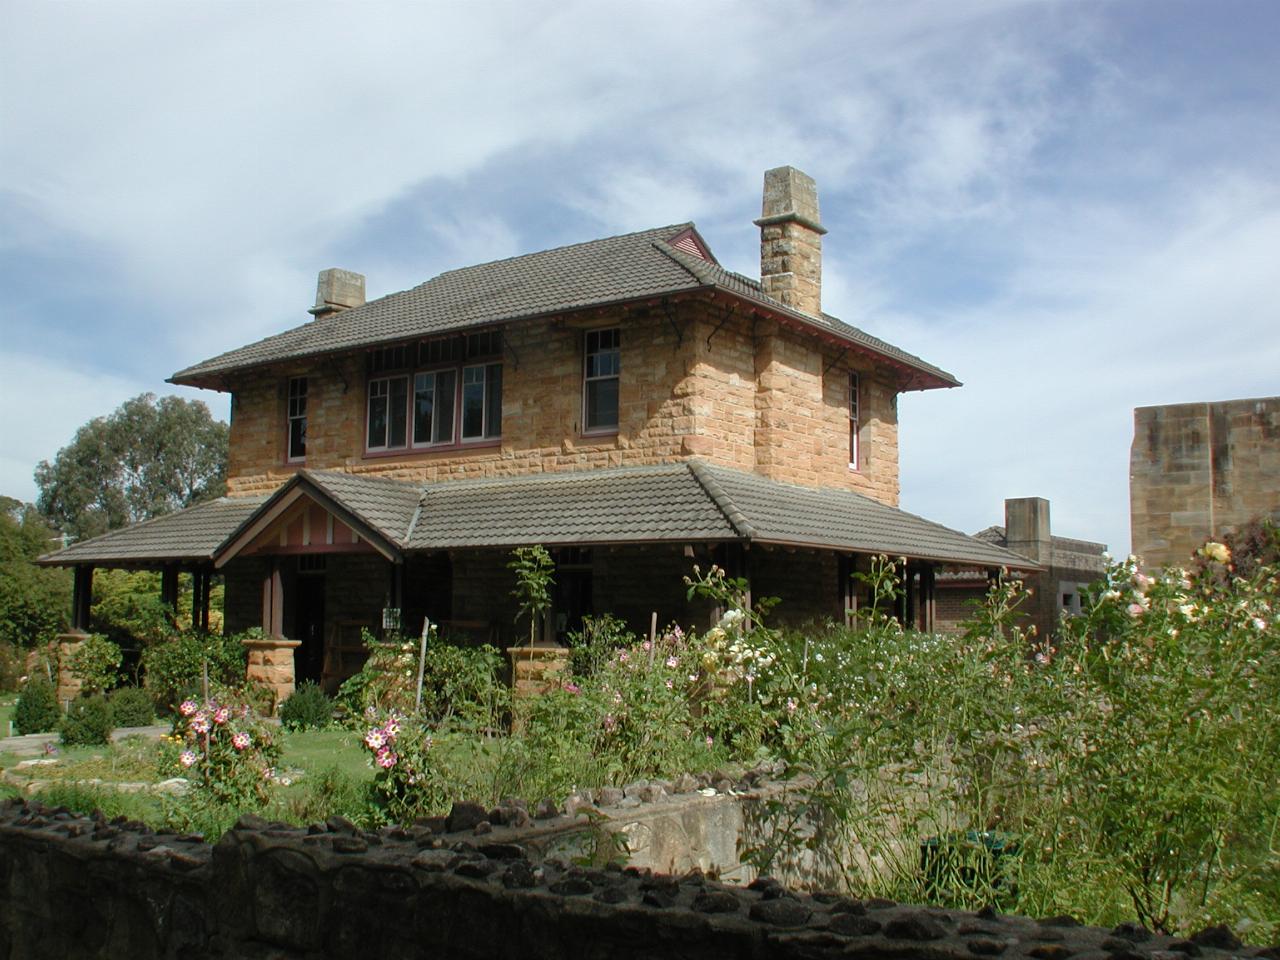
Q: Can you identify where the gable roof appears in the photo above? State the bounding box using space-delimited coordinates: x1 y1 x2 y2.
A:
41 464 1030 572
170 225 958 391
37 496 268 565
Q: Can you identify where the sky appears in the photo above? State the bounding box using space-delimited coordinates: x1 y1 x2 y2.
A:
1 0 1277 556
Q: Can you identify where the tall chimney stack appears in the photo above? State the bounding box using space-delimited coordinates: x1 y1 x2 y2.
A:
309 268 366 318
755 166 827 318
1005 497 1051 564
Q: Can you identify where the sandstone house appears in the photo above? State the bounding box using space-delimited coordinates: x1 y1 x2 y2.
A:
43 167 1028 701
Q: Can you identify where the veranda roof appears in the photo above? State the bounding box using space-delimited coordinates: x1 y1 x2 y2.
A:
40 464 1032 572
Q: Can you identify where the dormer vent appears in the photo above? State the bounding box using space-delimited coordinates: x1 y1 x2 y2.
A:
754 166 826 318
309 268 366 318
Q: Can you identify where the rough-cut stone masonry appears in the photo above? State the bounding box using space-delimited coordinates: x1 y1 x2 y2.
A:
1130 397 1280 569
223 300 901 507
2 797 1272 960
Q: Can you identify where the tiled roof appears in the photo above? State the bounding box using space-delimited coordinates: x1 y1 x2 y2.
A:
695 464 1031 568
304 470 424 545
38 496 267 565
407 465 736 549
170 225 957 390
38 464 1032 571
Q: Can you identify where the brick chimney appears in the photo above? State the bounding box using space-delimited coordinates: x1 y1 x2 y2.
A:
308 268 365 318
1005 497 1051 564
754 166 827 318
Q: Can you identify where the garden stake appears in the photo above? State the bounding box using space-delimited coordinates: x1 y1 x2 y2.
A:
414 617 431 714
649 612 657 664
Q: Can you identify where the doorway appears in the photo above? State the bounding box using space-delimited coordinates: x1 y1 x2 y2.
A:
293 558 326 684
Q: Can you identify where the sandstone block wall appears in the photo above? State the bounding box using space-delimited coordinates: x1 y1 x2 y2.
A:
1131 396 1280 569
223 299 902 507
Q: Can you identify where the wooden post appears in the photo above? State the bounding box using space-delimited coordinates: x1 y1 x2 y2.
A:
71 565 94 631
262 560 284 637
161 564 180 611
918 563 937 633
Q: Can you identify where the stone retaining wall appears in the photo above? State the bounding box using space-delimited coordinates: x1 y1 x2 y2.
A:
2 798 1271 960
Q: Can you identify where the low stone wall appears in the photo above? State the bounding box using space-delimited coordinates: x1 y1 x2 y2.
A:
2 798 1271 960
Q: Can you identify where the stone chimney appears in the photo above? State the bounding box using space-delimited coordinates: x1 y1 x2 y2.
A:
754 166 827 318
1005 497 1051 564
308 268 366 318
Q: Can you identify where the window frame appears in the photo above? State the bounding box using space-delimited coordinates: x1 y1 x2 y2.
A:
582 327 620 435
286 377 308 463
362 332 503 457
848 372 860 470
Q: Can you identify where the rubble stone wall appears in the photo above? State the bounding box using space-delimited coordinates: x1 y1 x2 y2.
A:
1 797 1265 960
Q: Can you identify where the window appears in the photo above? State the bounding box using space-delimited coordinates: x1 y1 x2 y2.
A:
287 377 307 462
583 328 620 432
365 331 502 453
848 372 860 469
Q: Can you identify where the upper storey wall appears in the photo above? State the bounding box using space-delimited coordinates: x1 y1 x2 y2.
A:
223 300 902 505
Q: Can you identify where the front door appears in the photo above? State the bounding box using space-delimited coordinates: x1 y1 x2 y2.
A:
294 571 326 684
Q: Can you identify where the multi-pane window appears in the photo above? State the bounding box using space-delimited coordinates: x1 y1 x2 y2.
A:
583 328 620 432
461 363 502 440
365 331 502 453
413 370 456 445
287 377 307 462
848 372 860 469
367 376 409 450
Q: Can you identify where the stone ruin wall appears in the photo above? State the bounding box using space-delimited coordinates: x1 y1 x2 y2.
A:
2 794 1271 960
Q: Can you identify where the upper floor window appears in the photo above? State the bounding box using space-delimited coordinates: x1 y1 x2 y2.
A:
366 332 502 453
848 372 860 470
583 328 619 433
287 377 307 462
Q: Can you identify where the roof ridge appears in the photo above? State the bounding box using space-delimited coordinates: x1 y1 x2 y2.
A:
430 222 694 282
686 460 757 541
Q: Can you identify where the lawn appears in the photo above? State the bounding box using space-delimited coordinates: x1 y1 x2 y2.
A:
0 694 16 739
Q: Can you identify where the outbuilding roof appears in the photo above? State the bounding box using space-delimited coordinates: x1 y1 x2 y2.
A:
170 225 958 391
41 463 1030 572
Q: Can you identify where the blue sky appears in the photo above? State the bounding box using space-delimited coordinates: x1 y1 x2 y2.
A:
2 0 1277 556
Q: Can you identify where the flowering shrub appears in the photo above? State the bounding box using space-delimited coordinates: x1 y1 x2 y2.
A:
361 710 450 823
167 694 281 807
69 633 122 695
746 547 1279 940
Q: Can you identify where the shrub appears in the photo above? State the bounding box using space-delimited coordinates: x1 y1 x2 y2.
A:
14 676 61 734
142 630 248 713
166 693 281 807
335 631 417 722
59 695 115 746
567 614 635 678
109 686 156 727
279 681 332 731
361 712 450 823
70 633 123 695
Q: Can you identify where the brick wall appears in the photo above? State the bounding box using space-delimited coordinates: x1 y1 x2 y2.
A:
1130 397 1280 568
752 549 842 626
222 298 903 506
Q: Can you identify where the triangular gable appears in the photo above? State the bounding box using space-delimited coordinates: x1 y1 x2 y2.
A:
214 472 404 569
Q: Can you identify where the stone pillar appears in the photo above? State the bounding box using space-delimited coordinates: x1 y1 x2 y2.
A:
507 646 571 703
754 166 827 318
243 637 302 712
55 632 88 706
1005 497 1051 565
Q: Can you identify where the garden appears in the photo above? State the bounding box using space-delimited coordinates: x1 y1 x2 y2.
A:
2 530 1277 944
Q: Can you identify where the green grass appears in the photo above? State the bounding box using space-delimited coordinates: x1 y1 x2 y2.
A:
278 726 372 782
0 695 17 739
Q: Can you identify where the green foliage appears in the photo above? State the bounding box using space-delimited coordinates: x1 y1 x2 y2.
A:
91 569 176 649
0 496 70 649
35 393 229 542
361 712 451 823
279 681 333 731
166 693 282 808
109 686 156 727
335 631 507 731
739 550 1280 941
141 630 248 713
566 613 635 678
59 695 115 746
508 545 554 646
14 676 61 734
70 633 123 695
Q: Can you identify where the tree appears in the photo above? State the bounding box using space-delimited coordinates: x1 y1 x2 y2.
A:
0 496 71 647
35 394 229 541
